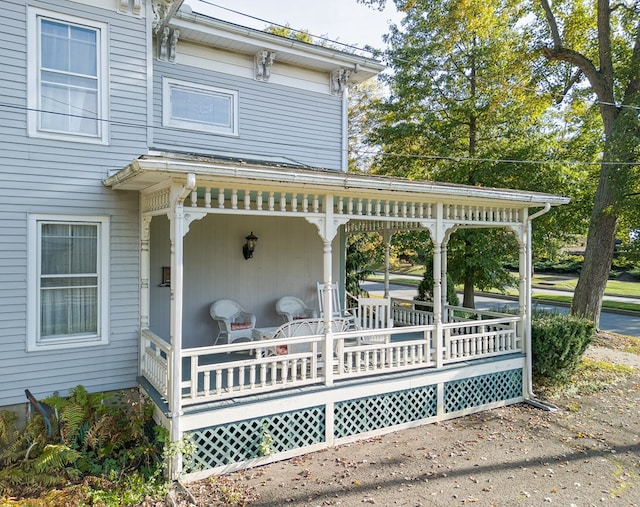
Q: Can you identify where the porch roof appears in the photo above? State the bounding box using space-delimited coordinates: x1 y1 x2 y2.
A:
104 152 569 209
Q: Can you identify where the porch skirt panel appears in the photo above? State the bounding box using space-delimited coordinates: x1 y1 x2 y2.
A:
180 367 523 475
183 405 326 473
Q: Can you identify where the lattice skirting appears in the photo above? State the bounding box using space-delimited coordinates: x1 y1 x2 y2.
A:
444 369 523 413
183 368 522 473
334 384 438 439
184 406 325 473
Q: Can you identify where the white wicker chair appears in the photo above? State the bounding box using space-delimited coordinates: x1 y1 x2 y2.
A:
209 299 256 345
356 297 393 344
275 296 317 323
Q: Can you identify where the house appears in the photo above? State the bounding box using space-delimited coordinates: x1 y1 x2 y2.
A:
0 0 568 479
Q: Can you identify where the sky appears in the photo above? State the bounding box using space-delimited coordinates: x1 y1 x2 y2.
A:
189 0 402 54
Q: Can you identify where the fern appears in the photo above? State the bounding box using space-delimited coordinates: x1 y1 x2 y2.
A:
1 386 165 502
33 444 80 474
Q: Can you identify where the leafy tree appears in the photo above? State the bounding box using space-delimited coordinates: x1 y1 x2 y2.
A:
358 0 587 307
533 0 640 324
348 80 386 172
345 233 378 301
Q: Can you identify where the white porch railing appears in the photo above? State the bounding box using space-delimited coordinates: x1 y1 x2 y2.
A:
140 329 172 403
443 316 520 363
140 306 523 407
334 326 434 379
181 334 326 405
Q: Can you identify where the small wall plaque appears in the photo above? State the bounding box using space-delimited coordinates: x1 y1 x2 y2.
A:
160 266 171 286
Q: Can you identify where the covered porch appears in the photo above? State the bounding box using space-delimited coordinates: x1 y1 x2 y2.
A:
104 152 567 478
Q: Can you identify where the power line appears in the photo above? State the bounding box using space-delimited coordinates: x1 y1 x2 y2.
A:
4 101 637 169
354 148 639 167
196 0 378 57
194 2 640 113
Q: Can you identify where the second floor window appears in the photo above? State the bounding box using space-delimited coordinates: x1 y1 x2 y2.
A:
163 78 238 136
28 9 109 143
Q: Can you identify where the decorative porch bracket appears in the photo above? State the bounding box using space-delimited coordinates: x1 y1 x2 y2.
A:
183 211 206 236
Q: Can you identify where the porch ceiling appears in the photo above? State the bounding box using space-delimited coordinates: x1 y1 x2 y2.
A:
104 152 569 210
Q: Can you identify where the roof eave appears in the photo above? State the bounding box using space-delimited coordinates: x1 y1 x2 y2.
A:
104 155 570 208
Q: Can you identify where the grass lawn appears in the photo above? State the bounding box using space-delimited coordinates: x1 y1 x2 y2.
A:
368 270 640 313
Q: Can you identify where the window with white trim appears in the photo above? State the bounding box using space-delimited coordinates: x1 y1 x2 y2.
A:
163 78 238 135
28 8 109 144
28 216 109 351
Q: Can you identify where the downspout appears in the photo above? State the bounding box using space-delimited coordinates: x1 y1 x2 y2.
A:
523 202 557 411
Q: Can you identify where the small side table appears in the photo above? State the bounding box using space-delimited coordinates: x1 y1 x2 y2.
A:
252 326 279 357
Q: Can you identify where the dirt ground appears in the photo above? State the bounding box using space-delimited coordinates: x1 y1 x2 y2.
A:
176 342 640 507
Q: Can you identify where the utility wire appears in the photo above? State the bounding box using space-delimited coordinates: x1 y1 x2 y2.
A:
196 2 640 112
4 101 638 168
196 0 377 57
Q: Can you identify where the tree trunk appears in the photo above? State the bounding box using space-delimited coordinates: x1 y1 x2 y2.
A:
571 172 618 326
462 279 475 308
571 110 620 326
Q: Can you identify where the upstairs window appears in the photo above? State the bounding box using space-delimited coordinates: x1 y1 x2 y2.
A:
28 216 110 351
28 9 109 143
163 78 238 136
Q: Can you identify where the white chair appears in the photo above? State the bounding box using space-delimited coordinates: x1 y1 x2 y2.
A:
209 299 256 345
316 282 357 325
356 297 393 345
275 296 317 323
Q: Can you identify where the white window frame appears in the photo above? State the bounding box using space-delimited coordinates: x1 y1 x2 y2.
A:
163 77 238 136
27 7 109 144
27 215 110 351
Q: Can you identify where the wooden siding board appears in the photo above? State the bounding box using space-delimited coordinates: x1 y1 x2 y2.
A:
152 63 343 169
0 0 147 407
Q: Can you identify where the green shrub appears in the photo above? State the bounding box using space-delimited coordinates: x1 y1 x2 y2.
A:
531 311 595 384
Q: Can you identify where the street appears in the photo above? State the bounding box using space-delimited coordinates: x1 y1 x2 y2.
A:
361 280 640 337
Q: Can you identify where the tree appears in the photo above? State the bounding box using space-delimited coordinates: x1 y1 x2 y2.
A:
358 0 585 307
534 0 640 325
348 80 385 172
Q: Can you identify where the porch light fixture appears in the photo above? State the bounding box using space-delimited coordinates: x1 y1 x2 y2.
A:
243 231 258 260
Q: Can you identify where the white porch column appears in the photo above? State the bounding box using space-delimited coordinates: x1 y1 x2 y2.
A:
138 216 151 375
167 174 197 479
441 237 449 324
383 228 393 298
307 196 348 388
140 215 151 361
427 203 446 369
432 240 443 368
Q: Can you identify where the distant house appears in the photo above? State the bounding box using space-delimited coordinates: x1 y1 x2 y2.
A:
0 0 567 479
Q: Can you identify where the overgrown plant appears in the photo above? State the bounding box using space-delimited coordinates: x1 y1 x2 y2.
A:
0 411 81 497
0 386 167 504
531 311 595 384
257 423 275 457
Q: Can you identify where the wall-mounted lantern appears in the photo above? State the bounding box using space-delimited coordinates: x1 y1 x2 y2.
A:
243 231 258 260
